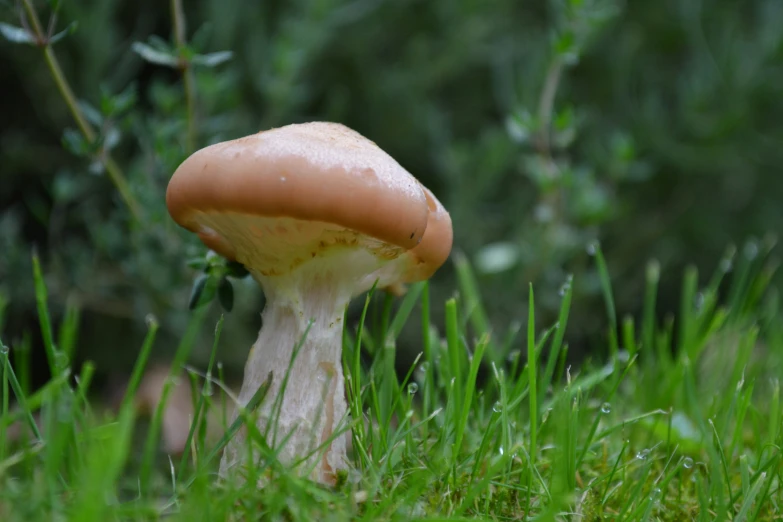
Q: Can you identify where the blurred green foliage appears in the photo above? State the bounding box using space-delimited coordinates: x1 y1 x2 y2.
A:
1 0 781 383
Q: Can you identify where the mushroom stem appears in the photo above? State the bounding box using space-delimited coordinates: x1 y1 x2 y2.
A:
218 265 361 485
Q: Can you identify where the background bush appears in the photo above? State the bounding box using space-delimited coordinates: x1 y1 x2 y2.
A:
1 0 781 392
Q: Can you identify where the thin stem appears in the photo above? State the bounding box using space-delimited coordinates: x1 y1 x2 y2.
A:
536 56 564 161
520 55 565 286
171 0 197 154
20 0 142 222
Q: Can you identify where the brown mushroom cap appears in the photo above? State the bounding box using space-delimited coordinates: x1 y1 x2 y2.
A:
402 185 453 282
167 122 429 259
166 122 452 285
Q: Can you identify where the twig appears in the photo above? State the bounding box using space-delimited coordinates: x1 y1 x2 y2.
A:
171 0 197 154
20 0 143 222
536 56 564 162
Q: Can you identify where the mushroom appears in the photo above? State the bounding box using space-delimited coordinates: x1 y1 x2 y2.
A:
166 122 453 485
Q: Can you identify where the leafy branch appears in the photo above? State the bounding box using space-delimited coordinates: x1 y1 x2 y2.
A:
4 0 145 222
171 0 196 154
131 0 233 155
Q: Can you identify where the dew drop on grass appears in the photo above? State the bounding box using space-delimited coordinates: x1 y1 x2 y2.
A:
498 446 504 456
55 351 70 371
57 397 73 423
636 449 650 460
203 373 214 397
405 410 414 419
0 344 8 356
586 240 599 256
650 487 661 500
719 258 733 273
600 402 611 414
493 401 503 413
682 457 694 469
407 382 419 395
744 240 759 260
694 292 705 311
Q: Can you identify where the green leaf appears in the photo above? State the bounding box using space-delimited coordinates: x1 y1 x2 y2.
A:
61 129 90 157
104 127 121 151
218 278 234 312
186 258 208 270
188 274 211 310
77 101 103 126
0 23 36 45
554 30 580 65
101 83 137 117
47 21 78 45
225 260 249 279
131 41 179 68
191 50 233 68
505 109 536 144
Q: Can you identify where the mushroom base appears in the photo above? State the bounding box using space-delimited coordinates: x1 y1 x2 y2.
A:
218 249 396 485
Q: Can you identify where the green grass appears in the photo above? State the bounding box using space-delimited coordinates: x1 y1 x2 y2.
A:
1 242 782 521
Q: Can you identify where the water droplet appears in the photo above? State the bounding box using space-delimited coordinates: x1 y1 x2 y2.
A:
558 284 571 297
0 344 8 356
636 449 650 460
534 203 554 223
694 292 705 311
586 241 600 256
203 372 214 396
407 382 419 395
493 401 503 413
650 487 661 500
507 350 520 363
405 409 414 418
145 313 158 328
217 361 223 371
57 396 73 422
719 258 733 273
554 321 561 330
348 469 363 484
600 402 611 414
682 457 694 469
417 362 429 374
744 241 759 260
498 446 505 456
55 351 70 371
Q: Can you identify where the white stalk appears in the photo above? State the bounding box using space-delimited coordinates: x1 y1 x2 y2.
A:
218 272 354 484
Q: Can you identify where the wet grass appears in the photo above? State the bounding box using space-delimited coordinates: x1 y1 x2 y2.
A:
0 240 781 521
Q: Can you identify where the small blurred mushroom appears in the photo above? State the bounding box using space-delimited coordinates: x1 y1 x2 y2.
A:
132 363 195 455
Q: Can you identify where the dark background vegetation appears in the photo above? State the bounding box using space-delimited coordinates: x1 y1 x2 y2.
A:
1 0 781 394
